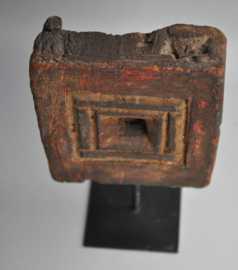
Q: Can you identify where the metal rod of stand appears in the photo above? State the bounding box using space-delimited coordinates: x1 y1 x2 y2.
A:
133 185 141 213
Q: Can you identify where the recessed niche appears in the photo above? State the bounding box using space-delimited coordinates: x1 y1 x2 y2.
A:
117 118 147 137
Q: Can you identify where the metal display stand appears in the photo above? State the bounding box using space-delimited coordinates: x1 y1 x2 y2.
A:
84 183 181 252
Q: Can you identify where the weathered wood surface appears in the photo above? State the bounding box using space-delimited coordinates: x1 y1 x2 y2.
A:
29 16 226 187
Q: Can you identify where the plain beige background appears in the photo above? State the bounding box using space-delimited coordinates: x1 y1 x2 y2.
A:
1 0 238 269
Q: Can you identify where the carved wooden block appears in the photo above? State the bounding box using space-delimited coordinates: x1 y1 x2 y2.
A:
30 16 226 187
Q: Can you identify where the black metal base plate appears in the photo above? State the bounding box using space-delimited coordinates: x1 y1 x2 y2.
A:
84 182 181 252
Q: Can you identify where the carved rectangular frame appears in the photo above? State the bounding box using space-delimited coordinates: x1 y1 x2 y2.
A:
67 93 187 166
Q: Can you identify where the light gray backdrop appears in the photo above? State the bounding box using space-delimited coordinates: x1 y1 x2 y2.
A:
1 0 237 269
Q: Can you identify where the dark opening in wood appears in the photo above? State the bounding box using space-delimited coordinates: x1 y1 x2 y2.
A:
117 118 147 137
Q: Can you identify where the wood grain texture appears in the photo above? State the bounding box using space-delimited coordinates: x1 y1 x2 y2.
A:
29 16 226 187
